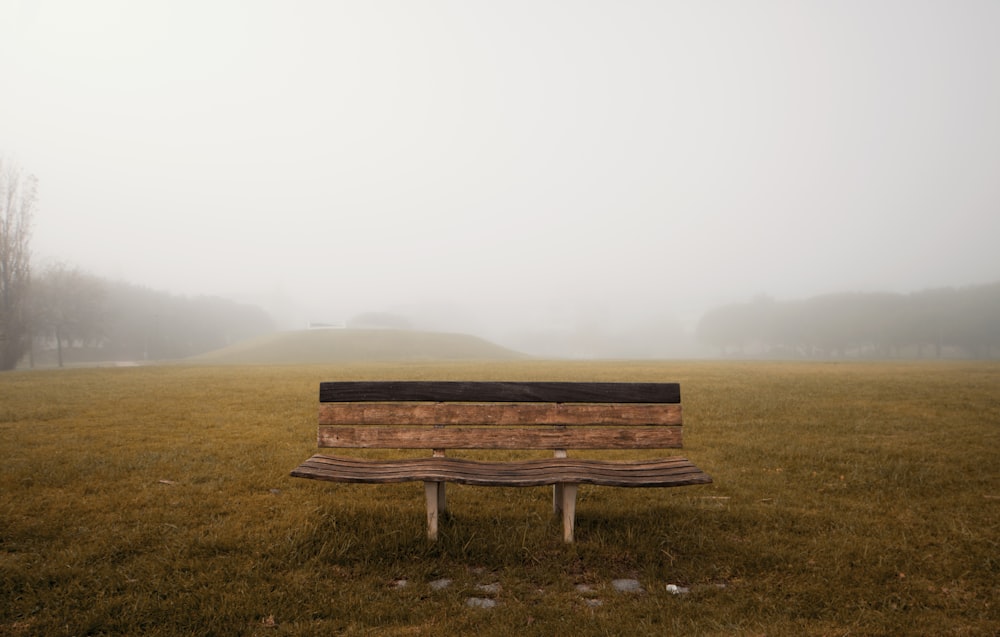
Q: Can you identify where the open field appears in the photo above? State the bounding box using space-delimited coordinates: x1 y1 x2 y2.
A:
1 360 998 636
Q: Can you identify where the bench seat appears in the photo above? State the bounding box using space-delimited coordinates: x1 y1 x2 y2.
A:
292 454 712 487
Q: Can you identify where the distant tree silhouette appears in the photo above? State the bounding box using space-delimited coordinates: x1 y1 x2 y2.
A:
31 264 105 367
696 283 1000 359
28 269 275 365
0 159 37 370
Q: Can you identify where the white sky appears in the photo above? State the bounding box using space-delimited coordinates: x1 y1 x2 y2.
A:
2 0 998 335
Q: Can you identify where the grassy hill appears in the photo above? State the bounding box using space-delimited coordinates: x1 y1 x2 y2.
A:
189 328 526 364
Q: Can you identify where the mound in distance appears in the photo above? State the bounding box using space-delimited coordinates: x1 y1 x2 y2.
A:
191 328 526 364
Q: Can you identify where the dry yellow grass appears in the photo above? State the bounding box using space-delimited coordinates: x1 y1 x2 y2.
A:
1 360 998 635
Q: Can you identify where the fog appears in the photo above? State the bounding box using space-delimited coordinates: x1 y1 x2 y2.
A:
2 1 998 350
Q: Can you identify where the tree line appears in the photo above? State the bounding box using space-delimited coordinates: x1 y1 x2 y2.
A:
695 283 1000 359
27 265 274 367
1 157 273 369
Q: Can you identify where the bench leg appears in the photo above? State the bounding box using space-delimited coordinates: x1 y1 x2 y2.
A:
437 481 447 514
431 448 447 515
561 483 578 543
424 482 440 541
553 449 568 514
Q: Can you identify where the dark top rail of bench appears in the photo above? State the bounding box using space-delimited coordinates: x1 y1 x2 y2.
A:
320 381 680 404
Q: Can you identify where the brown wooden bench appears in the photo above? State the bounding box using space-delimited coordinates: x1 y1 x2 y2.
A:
290 381 711 542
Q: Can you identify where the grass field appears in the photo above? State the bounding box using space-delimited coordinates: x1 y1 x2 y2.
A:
1 360 998 636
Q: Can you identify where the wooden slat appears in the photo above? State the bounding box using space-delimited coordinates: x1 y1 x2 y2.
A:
319 402 682 426
291 454 712 487
320 381 680 404
317 425 683 449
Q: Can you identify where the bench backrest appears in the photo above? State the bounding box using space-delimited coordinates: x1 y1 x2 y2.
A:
317 381 683 451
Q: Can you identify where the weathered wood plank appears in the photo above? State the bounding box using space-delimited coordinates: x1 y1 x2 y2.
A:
296 456 704 480
314 457 703 482
320 381 680 404
291 454 713 487
319 402 682 426
317 425 683 449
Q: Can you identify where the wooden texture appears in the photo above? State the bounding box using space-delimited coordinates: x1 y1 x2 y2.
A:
561 483 578 542
424 482 440 541
292 380 711 543
320 381 680 404
318 402 682 426
317 425 683 449
553 450 568 514
291 455 713 488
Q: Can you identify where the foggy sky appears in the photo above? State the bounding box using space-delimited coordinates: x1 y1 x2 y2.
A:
2 0 998 339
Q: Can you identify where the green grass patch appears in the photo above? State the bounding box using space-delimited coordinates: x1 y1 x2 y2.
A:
1 361 998 635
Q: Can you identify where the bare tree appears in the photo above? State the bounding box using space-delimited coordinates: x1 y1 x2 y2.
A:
0 158 37 370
